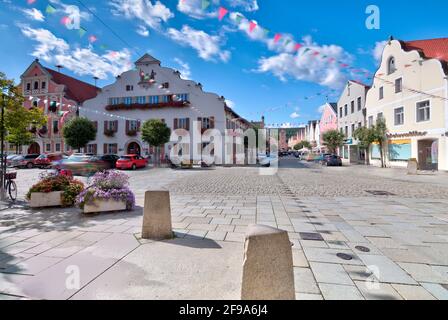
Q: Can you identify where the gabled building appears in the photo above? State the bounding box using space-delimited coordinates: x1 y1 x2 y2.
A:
19 59 99 154
319 102 338 148
337 80 370 164
365 37 448 170
82 54 252 162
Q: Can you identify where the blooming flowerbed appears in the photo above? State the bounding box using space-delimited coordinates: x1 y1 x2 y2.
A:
76 170 135 211
27 174 84 207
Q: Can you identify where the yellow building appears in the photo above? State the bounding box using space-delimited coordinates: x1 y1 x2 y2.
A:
365 37 448 171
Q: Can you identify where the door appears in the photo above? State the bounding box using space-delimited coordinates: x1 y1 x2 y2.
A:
127 142 141 155
418 139 438 171
28 142 40 154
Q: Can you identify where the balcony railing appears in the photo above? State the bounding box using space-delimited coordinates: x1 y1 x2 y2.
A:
105 101 189 111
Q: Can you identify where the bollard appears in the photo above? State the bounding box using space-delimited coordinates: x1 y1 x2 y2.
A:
241 224 295 300
141 191 173 240
407 158 418 175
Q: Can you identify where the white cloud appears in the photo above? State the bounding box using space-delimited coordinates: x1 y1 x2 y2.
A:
48 0 92 22
20 25 132 79
373 40 387 63
110 0 173 30
136 25 150 37
177 0 218 19
225 99 236 109
256 36 352 89
167 25 231 62
228 0 259 12
22 8 45 22
173 58 191 80
290 112 300 119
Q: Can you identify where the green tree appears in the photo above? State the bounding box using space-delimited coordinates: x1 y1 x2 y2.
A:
62 117 96 152
322 130 346 154
1 72 47 153
293 140 312 151
353 126 375 165
141 119 171 166
372 118 388 168
353 119 388 167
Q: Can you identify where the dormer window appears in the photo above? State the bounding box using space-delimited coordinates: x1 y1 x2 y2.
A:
41 81 46 89
126 85 134 91
26 83 31 91
387 56 396 74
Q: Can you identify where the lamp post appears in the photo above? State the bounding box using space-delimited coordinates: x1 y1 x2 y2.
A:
1 89 7 201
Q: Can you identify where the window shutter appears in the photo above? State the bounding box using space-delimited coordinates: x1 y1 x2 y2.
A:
104 121 108 134
93 144 97 155
93 121 98 132
210 117 215 129
103 144 107 155
174 118 178 130
126 120 129 133
186 118 190 131
137 120 141 130
114 120 119 132
113 144 118 154
197 117 202 130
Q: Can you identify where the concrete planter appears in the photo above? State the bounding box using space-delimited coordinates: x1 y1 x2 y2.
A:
29 191 63 208
83 199 127 214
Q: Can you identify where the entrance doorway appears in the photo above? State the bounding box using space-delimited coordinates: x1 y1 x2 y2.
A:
418 139 438 171
127 142 141 155
28 142 40 154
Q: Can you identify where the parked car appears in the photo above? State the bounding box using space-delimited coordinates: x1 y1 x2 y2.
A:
259 154 279 167
57 153 101 176
8 154 40 169
324 154 343 167
35 153 68 169
98 154 120 169
116 154 148 170
317 153 333 164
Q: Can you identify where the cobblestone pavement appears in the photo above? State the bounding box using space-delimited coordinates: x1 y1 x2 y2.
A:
1 159 448 300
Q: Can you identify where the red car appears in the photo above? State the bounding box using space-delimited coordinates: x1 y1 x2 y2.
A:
35 153 67 169
116 154 147 170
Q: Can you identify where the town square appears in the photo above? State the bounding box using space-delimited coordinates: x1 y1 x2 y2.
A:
1 0 448 304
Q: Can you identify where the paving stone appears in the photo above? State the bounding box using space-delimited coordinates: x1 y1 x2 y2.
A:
354 281 403 300
318 283 364 300
295 292 323 300
420 283 448 300
303 247 363 266
397 263 448 284
358 255 417 285
391 284 436 300
205 231 227 241
292 250 309 268
293 267 320 294
310 262 354 285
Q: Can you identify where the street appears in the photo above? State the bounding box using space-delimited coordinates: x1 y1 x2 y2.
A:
1 159 448 300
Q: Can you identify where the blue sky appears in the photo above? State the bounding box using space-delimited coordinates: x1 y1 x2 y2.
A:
1 0 448 127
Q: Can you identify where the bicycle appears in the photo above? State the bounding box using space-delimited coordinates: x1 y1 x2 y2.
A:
4 171 17 202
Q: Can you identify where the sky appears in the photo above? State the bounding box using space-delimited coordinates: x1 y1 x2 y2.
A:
1 0 448 127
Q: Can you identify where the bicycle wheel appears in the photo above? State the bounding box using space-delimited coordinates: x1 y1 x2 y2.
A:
8 181 17 202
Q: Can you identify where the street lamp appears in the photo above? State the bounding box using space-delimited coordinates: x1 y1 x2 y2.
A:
1 86 10 201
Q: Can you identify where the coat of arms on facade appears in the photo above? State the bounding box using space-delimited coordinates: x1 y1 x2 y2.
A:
139 69 156 88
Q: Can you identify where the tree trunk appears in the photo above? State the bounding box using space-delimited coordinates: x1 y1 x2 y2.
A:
365 146 370 166
379 143 385 168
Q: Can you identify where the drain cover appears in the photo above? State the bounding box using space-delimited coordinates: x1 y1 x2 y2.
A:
355 246 371 253
365 190 396 196
299 232 324 241
337 253 353 261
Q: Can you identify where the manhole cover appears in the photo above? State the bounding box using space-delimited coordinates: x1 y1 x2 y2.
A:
299 232 324 241
337 253 353 261
365 190 396 196
355 246 371 253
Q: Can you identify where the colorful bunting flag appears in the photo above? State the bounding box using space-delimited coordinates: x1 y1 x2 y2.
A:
302 48 311 54
263 29 270 37
274 34 282 43
218 7 228 21
27 0 36 4
294 43 302 51
61 16 71 26
202 0 210 10
89 35 98 43
249 21 257 32
78 27 87 37
235 14 244 24
284 39 291 46
46 4 56 14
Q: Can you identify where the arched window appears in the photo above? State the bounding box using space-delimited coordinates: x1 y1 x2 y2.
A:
34 81 39 90
387 56 396 74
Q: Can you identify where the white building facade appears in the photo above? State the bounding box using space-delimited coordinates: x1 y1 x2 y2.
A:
82 54 251 163
337 80 370 164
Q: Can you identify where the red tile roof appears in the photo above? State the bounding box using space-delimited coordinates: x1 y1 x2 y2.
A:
402 38 448 62
349 79 371 88
45 68 100 104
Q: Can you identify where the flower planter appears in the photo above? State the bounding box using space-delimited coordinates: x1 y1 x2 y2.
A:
29 191 63 208
83 199 127 214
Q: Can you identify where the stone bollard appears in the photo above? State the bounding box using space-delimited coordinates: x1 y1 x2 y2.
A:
241 224 295 300
141 191 173 240
407 158 418 175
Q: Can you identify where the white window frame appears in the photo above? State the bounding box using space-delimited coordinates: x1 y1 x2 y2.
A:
416 99 431 123
129 120 138 131
394 106 405 126
395 78 403 93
